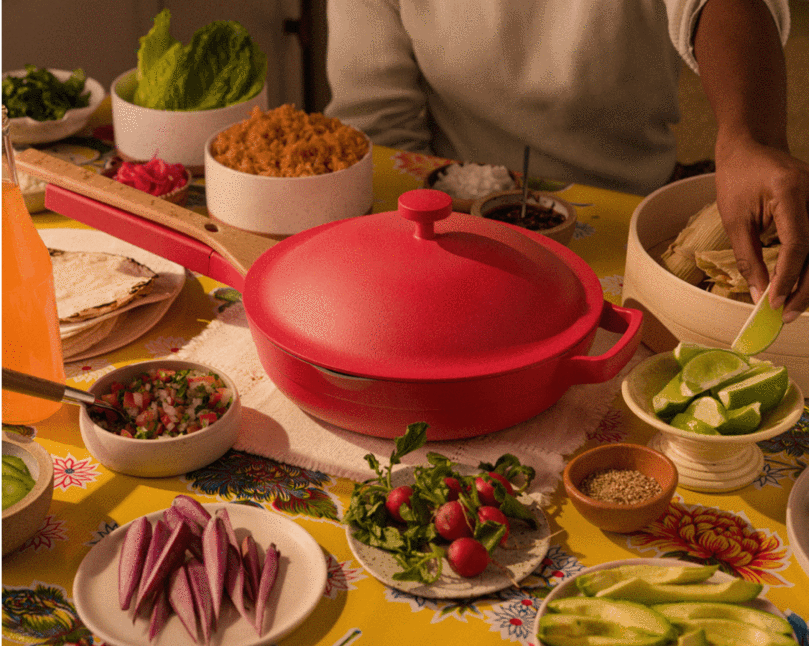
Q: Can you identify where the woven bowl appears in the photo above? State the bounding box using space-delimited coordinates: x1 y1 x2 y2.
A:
563 442 677 533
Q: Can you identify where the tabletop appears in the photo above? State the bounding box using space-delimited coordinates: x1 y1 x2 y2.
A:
2 102 808 646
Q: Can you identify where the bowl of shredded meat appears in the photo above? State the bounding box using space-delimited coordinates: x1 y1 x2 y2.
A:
204 104 373 237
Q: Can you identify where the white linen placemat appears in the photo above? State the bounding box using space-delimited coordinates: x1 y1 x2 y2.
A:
175 302 652 494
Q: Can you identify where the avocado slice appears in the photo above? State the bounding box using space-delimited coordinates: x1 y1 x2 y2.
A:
676 629 708 646
537 613 673 646
576 564 719 596
594 576 762 604
670 618 798 646
653 602 793 635
548 597 676 640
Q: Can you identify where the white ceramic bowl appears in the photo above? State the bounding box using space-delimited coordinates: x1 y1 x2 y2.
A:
3 69 105 145
203 128 373 236
622 351 804 493
2 432 54 556
622 173 809 392
110 68 269 172
78 360 241 478
534 557 798 645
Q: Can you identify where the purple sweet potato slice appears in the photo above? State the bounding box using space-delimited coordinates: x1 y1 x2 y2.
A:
187 557 215 645
134 520 193 616
168 563 200 644
241 533 261 603
148 585 172 642
253 543 280 636
201 515 228 622
119 515 152 611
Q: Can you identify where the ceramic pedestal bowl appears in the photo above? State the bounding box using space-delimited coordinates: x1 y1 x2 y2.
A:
622 352 804 492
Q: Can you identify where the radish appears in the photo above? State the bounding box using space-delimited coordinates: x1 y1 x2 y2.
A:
475 472 514 507
253 543 279 636
477 505 510 545
118 515 151 611
444 476 463 501
447 537 490 577
385 485 413 523
168 563 200 643
434 500 473 541
148 586 172 642
201 515 228 622
134 520 193 616
241 533 262 602
187 557 215 644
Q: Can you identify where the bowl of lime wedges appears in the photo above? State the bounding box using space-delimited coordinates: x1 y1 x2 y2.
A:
621 344 804 493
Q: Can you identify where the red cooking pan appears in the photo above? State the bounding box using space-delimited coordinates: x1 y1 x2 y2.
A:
18 148 643 440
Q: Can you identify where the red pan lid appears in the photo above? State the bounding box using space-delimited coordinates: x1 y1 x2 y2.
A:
243 189 604 380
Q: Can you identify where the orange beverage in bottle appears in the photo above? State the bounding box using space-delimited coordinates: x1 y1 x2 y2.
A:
2 113 65 424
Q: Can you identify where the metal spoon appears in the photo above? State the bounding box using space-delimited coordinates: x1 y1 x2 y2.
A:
2 368 130 422
520 145 531 221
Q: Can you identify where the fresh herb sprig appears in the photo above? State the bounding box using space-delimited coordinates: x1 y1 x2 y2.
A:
3 65 90 121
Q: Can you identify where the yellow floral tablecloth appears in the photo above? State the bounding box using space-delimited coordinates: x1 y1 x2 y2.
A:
3 106 808 646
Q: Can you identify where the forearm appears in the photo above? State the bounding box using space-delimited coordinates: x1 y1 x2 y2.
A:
693 0 789 156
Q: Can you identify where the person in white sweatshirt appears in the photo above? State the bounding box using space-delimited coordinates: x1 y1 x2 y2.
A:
325 0 809 323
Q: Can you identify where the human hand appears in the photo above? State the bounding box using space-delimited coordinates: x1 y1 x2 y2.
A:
713 138 809 323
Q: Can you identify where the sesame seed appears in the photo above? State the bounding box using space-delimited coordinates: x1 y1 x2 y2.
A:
578 468 662 505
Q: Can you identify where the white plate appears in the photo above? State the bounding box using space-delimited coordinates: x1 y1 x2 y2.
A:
73 502 327 646
37 228 185 361
346 465 552 599
787 467 809 578
533 557 797 644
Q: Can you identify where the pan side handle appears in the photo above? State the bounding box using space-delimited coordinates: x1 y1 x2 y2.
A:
565 302 645 385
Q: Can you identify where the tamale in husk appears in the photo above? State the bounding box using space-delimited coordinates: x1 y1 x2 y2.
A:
695 246 780 294
660 202 730 285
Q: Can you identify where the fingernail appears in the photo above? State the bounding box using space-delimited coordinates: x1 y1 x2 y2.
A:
782 310 799 324
750 286 761 303
770 295 786 311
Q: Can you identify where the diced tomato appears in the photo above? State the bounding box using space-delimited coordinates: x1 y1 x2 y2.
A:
155 369 176 382
198 412 219 427
135 409 157 427
110 382 126 394
101 393 119 406
120 428 134 438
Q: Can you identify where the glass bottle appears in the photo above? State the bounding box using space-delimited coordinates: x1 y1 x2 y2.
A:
2 105 65 424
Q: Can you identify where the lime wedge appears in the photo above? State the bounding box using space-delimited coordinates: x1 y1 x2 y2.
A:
683 396 728 428
731 284 784 356
715 365 789 413
673 342 710 369
709 362 774 396
653 372 694 419
670 413 721 435
716 402 763 435
679 349 750 397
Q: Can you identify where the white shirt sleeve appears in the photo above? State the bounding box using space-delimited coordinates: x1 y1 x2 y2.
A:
663 0 791 73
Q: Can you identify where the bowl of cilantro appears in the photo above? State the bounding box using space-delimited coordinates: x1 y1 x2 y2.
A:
2 67 105 145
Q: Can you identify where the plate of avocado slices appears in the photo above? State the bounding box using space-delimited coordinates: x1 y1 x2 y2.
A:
534 557 798 646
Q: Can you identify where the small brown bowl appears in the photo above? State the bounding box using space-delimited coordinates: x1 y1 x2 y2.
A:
563 443 677 533
101 163 192 207
471 190 577 246
424 163 520 213
3 432 54 556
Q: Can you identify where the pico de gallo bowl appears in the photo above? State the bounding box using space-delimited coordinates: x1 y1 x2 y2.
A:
79 360 241 478
89 368 233 439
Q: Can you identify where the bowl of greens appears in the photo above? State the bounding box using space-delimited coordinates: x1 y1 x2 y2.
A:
2 67 105 145
111 9 268 172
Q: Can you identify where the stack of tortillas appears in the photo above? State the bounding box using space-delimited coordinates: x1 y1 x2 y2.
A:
51 249 159 359
39 228 187 362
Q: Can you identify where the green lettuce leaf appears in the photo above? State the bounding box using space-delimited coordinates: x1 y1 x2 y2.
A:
132 9 267 111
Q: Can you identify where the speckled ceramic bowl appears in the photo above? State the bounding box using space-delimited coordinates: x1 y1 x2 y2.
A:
2 432 54 556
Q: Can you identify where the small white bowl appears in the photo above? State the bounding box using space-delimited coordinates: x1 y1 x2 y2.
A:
78 360 241 478
110 68 269 172
621 351 804 492
3 69 105 145
2 432 54 556
203 128 373 236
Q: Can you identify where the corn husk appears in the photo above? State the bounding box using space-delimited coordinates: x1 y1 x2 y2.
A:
695 245 780 293
661 202 730 285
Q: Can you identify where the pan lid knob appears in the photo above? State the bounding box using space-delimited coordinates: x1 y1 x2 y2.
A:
398 189 452 240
